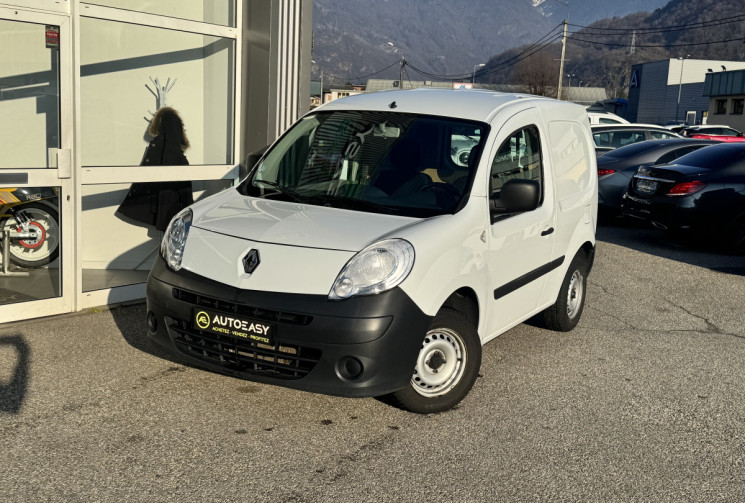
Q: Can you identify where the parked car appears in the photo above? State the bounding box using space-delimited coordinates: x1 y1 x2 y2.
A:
145 89 598 413
591 124 682 155
680 125 742 138
597 138 720 216
621 143 745 253
587 110 629 125
690 126 745 142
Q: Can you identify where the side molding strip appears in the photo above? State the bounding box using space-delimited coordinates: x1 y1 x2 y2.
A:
493 256 565 300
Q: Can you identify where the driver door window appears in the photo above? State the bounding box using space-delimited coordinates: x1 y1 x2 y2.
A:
490 125 543 202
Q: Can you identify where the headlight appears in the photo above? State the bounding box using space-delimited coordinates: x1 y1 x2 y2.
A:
161 208 192 271
329 239 414 300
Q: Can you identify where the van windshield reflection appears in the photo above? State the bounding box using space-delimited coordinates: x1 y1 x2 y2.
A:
240 111 488 218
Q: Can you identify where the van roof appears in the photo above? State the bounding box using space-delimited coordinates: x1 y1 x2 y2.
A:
315 88 583 124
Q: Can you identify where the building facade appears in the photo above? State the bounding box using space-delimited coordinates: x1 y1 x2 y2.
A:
627 58 745 125
0 0 312 324
703 69 745 132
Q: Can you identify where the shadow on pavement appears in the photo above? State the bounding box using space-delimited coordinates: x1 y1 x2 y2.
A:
597 218 745 276
109 303 186 365
0 334 30 414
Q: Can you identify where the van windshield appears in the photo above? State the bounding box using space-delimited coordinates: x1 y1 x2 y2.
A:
239 111 489 218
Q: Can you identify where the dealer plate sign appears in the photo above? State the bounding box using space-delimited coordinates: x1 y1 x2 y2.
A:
193 309 274 345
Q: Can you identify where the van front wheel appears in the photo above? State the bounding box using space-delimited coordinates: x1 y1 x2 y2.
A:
543 254 588 332
388 309 481 414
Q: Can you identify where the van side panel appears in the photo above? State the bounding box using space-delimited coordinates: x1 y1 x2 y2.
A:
397 199 490 336
540 118 597 308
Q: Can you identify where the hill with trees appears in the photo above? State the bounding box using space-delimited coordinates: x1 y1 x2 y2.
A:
312 0 669 84
480 0 745 98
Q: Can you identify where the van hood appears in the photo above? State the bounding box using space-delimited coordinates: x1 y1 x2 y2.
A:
192 191 421 252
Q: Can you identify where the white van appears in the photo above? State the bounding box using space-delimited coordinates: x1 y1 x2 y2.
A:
587 110 629 125
146 89 598 413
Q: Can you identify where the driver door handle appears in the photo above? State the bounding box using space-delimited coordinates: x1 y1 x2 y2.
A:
541 227 554 237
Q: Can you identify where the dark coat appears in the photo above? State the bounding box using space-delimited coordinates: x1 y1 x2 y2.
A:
117 107 193 231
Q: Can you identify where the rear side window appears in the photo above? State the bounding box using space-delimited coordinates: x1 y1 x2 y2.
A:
648 130 678 140
490 126 542 200
675 145 745 168
593 130 645 148
655 151 677 164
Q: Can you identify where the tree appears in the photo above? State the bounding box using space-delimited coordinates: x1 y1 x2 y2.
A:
512 51 558 97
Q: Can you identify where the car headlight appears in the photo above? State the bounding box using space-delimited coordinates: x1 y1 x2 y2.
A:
160 208 192 271
329 239 415 300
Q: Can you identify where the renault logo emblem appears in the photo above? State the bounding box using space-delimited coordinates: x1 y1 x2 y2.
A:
243 249 260 274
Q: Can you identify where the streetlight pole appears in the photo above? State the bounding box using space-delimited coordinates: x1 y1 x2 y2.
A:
473 63 485 85
554 0 569 100
676 55 690 123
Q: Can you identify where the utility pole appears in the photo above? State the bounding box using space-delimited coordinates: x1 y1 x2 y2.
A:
630 30 636 55
557 18 568 100
400 55 404 88
473 63 485 85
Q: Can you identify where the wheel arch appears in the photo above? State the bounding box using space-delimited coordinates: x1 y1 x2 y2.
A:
441 287 480 332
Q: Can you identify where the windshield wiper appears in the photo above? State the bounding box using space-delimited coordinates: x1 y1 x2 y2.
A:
252 179 306 203
304 194 401 214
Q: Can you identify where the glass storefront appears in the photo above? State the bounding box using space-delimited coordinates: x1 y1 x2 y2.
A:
83 1 236 27
0 19 60 169
80 18 235 167
81 180 231 292
0 0 310 323
0 186 62 306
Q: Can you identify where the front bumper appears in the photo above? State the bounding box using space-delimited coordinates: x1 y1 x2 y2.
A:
146 256 432 398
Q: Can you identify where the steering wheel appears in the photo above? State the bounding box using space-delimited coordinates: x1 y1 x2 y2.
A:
417 182 461 198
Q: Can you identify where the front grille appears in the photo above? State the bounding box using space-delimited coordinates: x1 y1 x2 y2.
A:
172 288 313 326
169 318 321 379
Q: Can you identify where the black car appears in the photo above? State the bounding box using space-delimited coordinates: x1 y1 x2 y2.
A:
597 138 720 216
621 143 745 253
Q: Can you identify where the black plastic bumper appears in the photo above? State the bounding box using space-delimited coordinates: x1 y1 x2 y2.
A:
145 256 433 398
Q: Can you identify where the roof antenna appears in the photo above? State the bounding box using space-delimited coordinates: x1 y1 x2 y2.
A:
389 101 397 109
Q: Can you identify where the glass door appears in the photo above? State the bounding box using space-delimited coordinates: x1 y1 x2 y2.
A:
0 8 73 322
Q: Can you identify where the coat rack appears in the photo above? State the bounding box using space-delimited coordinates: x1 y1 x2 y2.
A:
145 76 177 118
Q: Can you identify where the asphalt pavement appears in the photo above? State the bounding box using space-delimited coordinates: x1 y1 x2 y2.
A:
2 223 745 502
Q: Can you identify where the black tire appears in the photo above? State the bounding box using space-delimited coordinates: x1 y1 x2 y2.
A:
1 202 60 268
543 253 589 332
387 308 481 414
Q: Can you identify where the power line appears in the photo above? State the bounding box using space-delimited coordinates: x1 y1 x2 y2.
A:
407 25 563 81
569 13 745 34
566 34 745 49
407 33 562 81
345 59 402 82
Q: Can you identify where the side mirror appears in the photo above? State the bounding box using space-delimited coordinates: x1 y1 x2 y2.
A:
490 179 540 221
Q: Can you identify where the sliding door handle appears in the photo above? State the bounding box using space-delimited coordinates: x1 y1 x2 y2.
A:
541 227 554 237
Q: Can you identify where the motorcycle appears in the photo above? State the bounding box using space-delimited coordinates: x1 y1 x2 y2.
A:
0 187 60 269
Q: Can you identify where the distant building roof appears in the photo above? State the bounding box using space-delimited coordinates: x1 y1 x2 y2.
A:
563 87 608 106
365 79 605 106
703 69 745 97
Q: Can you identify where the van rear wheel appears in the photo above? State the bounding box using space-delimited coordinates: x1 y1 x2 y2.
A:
543 253 588 332
388 308 481 414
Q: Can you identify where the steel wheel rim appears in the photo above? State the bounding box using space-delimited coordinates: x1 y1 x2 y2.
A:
566 270 584 319
411 327 466 397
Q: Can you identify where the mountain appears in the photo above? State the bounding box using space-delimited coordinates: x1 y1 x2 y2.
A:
481 0 745 97
533 0 673 26
311 0 671 84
